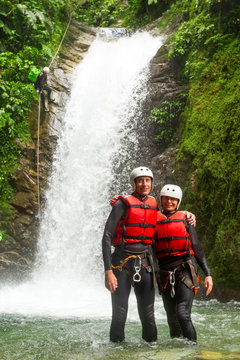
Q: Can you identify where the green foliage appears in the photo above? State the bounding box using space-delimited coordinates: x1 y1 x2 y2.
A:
155 0 240 293
175 39 240 292
75 0 123 27
0 130 21 206
75 0 171 29
0 0 73 210
149 96 187 149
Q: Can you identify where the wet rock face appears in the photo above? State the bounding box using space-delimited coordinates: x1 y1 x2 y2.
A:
0 22 96 279
145 31 184 204
151 147 179 204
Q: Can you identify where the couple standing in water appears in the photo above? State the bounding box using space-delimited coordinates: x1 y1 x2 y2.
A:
102 167 213 343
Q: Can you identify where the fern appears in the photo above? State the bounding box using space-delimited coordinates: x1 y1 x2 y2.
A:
15 4 38 30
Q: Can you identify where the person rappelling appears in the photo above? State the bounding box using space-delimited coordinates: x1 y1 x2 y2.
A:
154 184 213 343
34 66 55 112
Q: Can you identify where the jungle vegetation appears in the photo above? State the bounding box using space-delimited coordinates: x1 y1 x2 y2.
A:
154 0 240 291
0 0 75 210
0 0 239 293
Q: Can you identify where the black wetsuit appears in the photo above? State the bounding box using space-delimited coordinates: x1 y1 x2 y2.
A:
34 72 52 110
102 193 157 342
156 211 211 342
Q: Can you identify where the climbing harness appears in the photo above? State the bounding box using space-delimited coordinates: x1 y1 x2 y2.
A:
111 252 152 283
36 12 73 212
157 260 199 297
178 260 199 295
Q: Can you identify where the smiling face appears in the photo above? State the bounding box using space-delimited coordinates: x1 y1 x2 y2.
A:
135 176 152 197
161 196 179 212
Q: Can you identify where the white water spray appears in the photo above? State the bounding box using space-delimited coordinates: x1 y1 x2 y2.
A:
0 31 162 317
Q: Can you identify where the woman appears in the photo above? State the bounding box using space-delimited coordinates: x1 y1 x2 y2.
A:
154 184 213 342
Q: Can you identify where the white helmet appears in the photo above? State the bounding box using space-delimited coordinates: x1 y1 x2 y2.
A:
43 66 50 73
160 184 182 209
130 167 153 190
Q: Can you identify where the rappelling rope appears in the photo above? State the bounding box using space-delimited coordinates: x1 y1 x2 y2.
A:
48 11 73 69
36 11 73 212
37 96 41 210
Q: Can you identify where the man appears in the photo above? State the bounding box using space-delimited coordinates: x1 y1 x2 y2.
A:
102 166 158 342
34 66 55 112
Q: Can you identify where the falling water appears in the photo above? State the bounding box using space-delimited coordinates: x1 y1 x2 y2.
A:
0 31 239 360
0 31 162 317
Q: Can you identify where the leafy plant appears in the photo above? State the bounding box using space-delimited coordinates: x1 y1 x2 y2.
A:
149 96 187 149
0 0 74 210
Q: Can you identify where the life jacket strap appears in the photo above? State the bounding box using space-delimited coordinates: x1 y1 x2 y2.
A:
156 236 189 241
157 219 184 225
126 222 156 229
124 235 153 241
129 204 157 210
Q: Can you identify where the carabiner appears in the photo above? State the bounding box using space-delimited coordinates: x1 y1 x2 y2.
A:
133 256 142 282
133 266 141 282
169 271 175 298
169 271 175 285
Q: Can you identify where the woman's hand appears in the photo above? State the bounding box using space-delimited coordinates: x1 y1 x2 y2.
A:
205 276 213 296
105 270 118 293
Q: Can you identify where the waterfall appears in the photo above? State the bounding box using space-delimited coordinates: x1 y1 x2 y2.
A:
0 31 162 317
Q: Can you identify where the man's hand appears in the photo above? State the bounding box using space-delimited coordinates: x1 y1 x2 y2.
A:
105 270 118 293
184 211 196 227
205 276 213 296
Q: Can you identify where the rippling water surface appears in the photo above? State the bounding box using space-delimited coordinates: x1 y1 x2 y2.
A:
0 299 239 360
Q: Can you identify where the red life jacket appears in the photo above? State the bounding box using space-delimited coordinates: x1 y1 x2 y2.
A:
112 195 157 246
155 211 194 258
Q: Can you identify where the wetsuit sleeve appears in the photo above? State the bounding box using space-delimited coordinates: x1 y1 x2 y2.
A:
187 223 211 276
102 199 127 271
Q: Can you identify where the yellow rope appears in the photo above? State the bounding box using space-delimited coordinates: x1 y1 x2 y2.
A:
111 255 137 269
36 11 73 211
37 96 41 210
48 12 73 69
